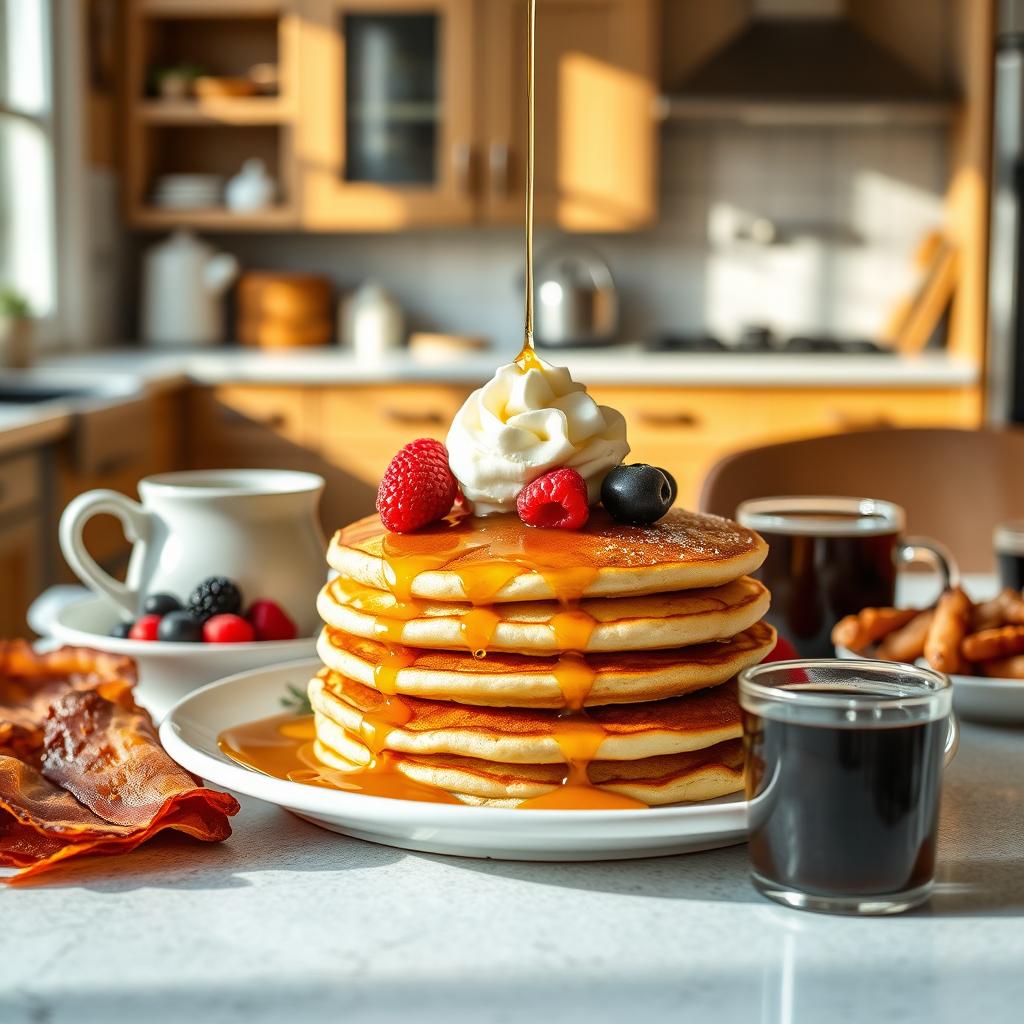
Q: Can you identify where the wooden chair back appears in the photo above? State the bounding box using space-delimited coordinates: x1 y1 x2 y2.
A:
699 428 1024 573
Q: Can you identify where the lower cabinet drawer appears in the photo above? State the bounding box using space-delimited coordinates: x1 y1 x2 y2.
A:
591 386 982 508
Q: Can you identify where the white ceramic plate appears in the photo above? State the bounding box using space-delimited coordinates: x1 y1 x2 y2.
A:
160 659 749 862
836 644 1024 725
45 594 316 719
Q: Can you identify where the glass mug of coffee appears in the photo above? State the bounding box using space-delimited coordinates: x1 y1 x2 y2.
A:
994 520 1024 590
739 659 958 916
736 497 956 658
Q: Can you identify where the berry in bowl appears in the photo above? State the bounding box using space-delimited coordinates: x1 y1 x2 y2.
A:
40 576 316 719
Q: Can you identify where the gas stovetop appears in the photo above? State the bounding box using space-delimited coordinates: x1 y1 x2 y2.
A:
646 328 894 355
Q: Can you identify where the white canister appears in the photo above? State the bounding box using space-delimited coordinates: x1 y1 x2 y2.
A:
141 230 239 347
339 283 405 361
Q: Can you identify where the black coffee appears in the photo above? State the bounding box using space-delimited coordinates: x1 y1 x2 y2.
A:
754 524 898 658
744 702 945 897
998 552 1024 591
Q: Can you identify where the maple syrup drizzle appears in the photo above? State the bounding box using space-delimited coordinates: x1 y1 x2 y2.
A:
374 644 417 695
219 713 459 805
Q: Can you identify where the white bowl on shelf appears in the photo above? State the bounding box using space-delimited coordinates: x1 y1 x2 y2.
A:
34 590 316 720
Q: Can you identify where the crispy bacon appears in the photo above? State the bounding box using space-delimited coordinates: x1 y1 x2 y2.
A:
0 641 238 882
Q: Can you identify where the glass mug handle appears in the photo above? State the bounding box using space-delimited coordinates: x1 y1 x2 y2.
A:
898 536 961 591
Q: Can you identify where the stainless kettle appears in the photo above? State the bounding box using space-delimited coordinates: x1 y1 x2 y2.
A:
534 246 619 347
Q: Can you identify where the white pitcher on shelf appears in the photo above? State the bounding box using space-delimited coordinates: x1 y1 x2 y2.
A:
141 230 239 347
225 158 277 212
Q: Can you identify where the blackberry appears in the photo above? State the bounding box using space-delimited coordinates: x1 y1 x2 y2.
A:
187 576 242 623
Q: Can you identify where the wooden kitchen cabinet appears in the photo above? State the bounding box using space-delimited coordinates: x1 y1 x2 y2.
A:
592 385 983 510
56 392 185 582
181 380 982 531
0 453 47 638
0 520 44 638
480 0 658 230
294 0 658 231
298 0 479 230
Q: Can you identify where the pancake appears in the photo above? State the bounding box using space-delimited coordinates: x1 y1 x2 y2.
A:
309 671 742 765
317 575 770 654
329 508 768 603
317 620 775 707
313 733 744 807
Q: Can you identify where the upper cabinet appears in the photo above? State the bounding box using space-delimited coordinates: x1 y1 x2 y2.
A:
124 0 660 232
298 0 479 229
480 0 658 231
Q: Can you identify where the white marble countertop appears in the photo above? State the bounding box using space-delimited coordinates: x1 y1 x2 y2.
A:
0 346 979 457
44 345 980 389
3 716 1022 1024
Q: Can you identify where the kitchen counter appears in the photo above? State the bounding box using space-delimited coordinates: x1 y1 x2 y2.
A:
3 717 1022 1024
44 346 980 389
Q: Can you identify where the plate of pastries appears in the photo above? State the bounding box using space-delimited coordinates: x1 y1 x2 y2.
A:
833 586 1024 724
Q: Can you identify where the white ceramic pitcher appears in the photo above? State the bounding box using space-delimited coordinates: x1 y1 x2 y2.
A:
59 470 326 636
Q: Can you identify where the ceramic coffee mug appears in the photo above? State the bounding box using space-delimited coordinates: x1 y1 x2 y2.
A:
60 469 326 635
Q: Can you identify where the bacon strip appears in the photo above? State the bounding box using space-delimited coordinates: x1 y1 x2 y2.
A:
0 642 238 883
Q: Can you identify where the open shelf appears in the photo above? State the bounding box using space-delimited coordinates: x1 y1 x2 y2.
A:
129 206 297 230
139 97 293 125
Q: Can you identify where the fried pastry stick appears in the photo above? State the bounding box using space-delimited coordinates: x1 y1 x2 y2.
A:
0 642 238 882
831 607 920 653
924 588 973 676
877 610 934 663
962 624 1024 663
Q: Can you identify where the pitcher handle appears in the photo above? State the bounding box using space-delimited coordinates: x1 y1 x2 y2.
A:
899 536 960 591
59 489 152 619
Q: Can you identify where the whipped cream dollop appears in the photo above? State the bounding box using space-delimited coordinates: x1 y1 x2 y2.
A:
446 355 630 515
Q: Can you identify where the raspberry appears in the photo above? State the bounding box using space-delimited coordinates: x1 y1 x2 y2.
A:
203 614 256 644
376 438 459 533
247 599 298 642
516 468 590 530
128 614 162 642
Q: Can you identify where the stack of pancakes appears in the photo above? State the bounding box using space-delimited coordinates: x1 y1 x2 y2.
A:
310 508 773 808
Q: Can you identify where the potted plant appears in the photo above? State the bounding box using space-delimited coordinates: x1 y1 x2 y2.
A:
0 286 32 368
151 63 205 101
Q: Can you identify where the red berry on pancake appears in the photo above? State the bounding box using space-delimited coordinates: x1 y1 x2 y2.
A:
516 467 590 530
377 438 459 533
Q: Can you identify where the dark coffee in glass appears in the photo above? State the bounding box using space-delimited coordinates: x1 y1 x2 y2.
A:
739 660 957 915
736 498 954 657
995 521 1024 590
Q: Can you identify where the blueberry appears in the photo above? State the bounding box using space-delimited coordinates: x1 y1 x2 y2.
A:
157 610 204 643
109 620 133 639
601 464 674 525
144 592 182 616
655 467 678 507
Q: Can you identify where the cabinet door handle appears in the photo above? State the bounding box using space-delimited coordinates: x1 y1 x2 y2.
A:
453 141 473 195
385 408 446 427
489 141 510 196
222 408 288 431
831 411 894 431
638 410 701 429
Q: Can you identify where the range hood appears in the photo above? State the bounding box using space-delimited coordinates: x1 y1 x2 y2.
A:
664 0 957 126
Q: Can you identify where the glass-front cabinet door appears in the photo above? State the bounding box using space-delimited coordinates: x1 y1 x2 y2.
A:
299 0 476 229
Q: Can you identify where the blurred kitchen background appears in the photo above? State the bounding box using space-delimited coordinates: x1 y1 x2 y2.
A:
0 0 1020 634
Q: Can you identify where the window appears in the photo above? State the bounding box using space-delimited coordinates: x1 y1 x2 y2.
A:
0 0 56 321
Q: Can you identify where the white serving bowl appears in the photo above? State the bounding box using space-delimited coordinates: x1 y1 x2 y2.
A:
47 594 317 719
836 643 1024 726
